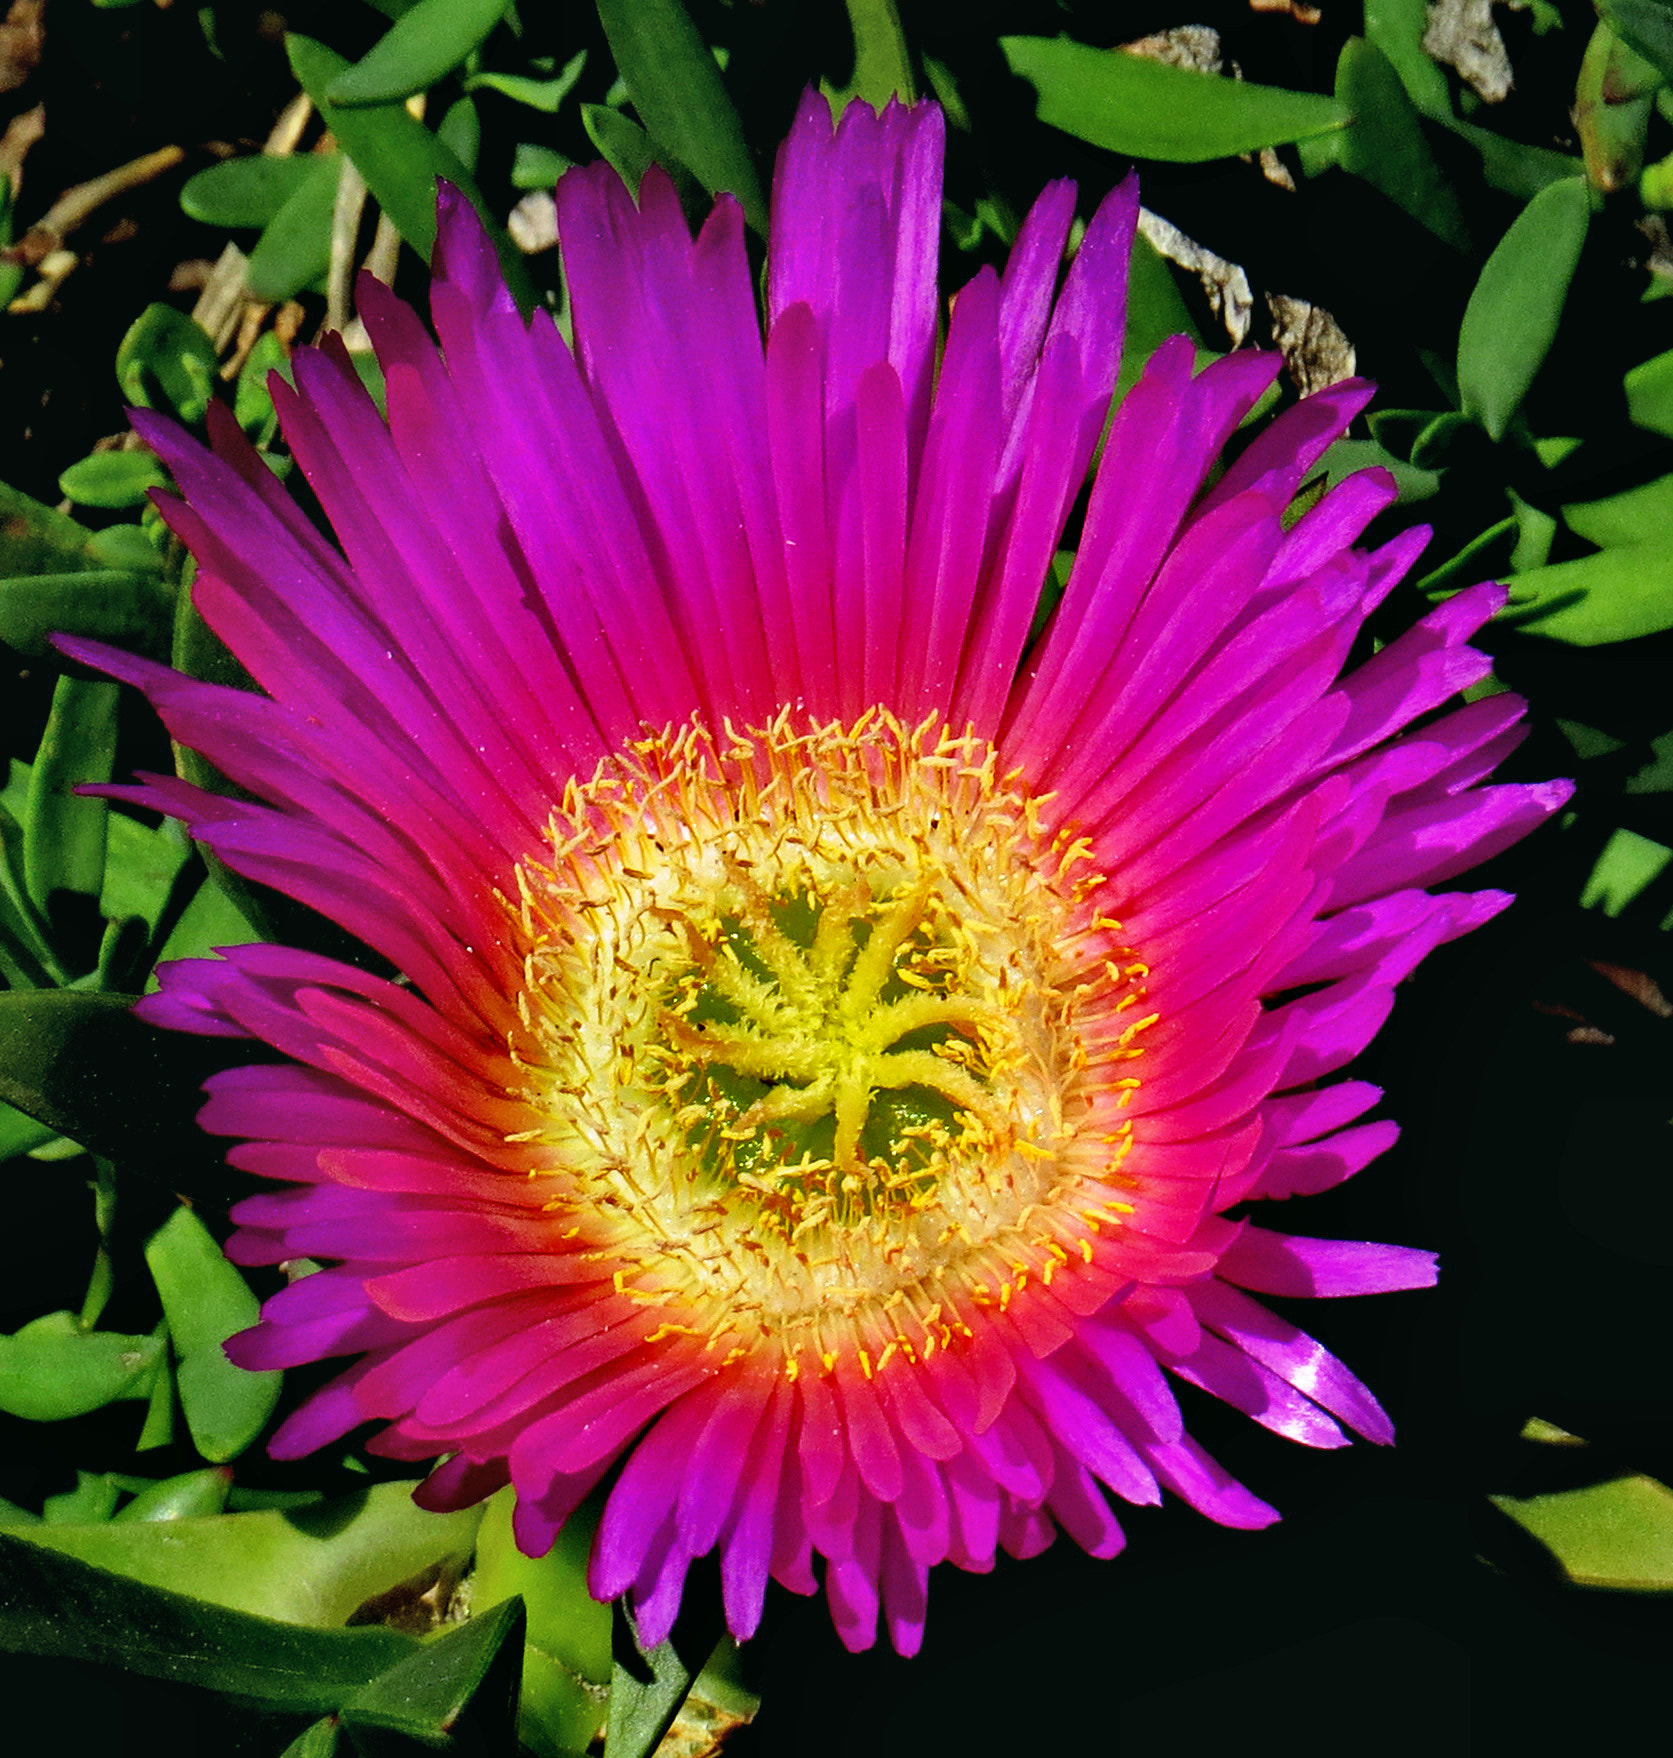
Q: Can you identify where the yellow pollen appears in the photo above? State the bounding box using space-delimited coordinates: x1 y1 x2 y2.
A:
508 710 1157 1365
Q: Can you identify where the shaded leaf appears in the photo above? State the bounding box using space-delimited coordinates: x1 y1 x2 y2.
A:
145 1204 280 1463
328 0 510 107
0 1532 415 1708
1336 38 1469 249
1581 826 1673 915
1624 345 1673 435
437 95 482 172
283 1719 344 1758
1602 0 1673 82
180 155 321 228
0 478 100 577
0 1316 161 1421
1364 0 1453 116
341 1596 524 1746
596 0 764 229
605 1596 724 1758
1001 34 1348 162
1457 176 1590 441
1564 472 1673 546
581 103 697 208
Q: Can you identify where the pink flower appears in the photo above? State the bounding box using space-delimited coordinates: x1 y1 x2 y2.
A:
68 94 1568 1656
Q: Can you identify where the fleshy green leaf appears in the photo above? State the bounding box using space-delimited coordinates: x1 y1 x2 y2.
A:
471 1488 609 1758
1457 176 1590 442
116 305 220 425
180 154 321 228
834 0 916 110
1624 346 1673 435
1565 472 1673 546
287 34 533 309
1602 0 1673 82
0 1313 162 1422
604 1597 725 1758
1493 1473 1673 1588
15 1481 485 1628
281 1719 343 1758
1364 0 1453 116
247 153 344 304
0 569 171 663
596 0 764 229
327 0 510 107
1001 34 1349 162
438 94 482 171
582 103 692 202
1581 827 1673 914
1335 37 1469 250
58 450 169 510
145 1204 280 1463
1501 544 1673 643
0 989 216 1159
24 673 119 919
0 1532 416 1708
466 48 587 112
113 1468 233 1523
234 330 292 445
341 1597 525 1745
43 1472 121 1524
0 479 100 577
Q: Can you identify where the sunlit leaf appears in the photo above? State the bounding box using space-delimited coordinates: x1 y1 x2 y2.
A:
467 48 587 113
1001 34 1348 162
24 673 118 921
834 0 915 110
113 1468 233 1523
1457 176 1590 441
604 1596 724 1758
1364 0 1453 116
327 0 510 107
145 1204 280 1463
596 0 764 229
1581 826 1673 915
15 1481 485 1628
1493 1473 1673 1588
0 569 171 663
58 450 169 511
0 1315 161 1422
1501 543 1673 643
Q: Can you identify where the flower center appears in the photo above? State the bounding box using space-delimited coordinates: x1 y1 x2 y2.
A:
510 711 1155 1363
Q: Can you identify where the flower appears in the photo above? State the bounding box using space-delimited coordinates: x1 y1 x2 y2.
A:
70 93 1568 1657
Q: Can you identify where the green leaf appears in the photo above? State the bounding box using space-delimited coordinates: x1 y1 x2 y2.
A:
1564 472 1673 546
86 522 166 573
1624 346 1673 434
15 1481 485 1628
180 155 322 228
116 305 220 426
1335 38 1469 250
512 142 573 190
438 94 482 172
145 1204 280 1463
833 0 916 111
0 1532 416 1708
341 1597 525 1745
1493 1472 1673 1588
605 1599 724 1758
1444 117 1583 201
466 48 587 112
0 569 171 663
1457 176 1590 442
24 673 119 916
44 1471 122 1524
470 1488 609 1757
1001 34 1349 162
0 1312 162 1422
595 0 765 229
234 330 292 445
101 809 189 931
1581 826 1673 914
581 104 689 201
113 1467 233 1523
58 450 169 510
287 34 534 309
328 0 510 107
1501 544 1673 643
1363 0 1453 116
1319 437 1441 505
1602 0 1673 82
282 1718 344 1758
247 153 344 304
0 479 101 577
0 1099 56 1160
0 988 212 1158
